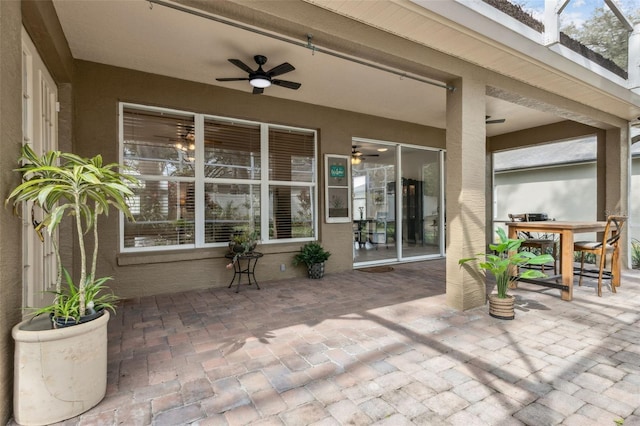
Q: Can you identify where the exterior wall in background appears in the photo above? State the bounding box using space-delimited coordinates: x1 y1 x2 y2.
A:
630 157 640 243
495 158 640 262
495 163 597 223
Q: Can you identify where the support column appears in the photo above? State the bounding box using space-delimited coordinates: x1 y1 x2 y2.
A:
595 130 607 221
445 77 488 310
596 127 630 267
486 152 495 243
596 128 629 219
543 0 560 45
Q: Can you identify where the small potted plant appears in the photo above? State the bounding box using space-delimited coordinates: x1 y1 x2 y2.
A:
293 241 331 279
227 228 259 268
458 227 554 320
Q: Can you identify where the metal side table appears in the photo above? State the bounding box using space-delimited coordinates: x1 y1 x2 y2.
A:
225 251 263 293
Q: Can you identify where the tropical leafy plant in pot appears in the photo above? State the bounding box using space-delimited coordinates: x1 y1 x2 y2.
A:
6 144 137 326
458 228 554 320
293 241 331 279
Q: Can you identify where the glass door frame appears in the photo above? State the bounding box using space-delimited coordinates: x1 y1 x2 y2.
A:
352 138 445 267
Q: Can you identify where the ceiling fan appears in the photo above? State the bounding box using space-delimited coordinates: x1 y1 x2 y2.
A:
216 55 301 95
486 115 506 124
351 145 379 164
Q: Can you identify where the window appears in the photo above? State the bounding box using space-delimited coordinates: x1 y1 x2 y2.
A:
120 104 317 251
269 127 315 239
203 118 261 244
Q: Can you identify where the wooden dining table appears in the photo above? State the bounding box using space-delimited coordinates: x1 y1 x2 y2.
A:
506 221 617 301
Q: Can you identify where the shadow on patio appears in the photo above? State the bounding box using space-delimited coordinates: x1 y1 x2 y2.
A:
27 259 640 425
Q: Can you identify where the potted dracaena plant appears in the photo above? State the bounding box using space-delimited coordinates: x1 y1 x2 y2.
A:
458 227 554 320
293 241 331 279
6 144 137 425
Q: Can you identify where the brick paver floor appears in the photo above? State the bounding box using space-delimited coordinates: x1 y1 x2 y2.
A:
12 259 640 425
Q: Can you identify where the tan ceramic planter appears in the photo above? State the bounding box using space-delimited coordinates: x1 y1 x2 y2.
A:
488 294 515 320
12 311 109 425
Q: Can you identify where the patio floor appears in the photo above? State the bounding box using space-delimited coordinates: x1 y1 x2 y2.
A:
14 259 640 425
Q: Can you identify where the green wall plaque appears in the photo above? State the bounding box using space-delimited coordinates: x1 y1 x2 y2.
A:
330 164 345 178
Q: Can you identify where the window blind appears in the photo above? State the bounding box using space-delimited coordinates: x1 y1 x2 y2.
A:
120 103 317 251
123 107 197 248
268 128 316 240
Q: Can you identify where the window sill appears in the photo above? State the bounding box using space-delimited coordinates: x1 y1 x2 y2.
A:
117 248 220 266
117 244 301 266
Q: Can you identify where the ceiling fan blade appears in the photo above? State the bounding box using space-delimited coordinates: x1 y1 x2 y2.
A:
485 115 506 124
252 87 264 95
216 77 250 82
272 79 301 90
228 59 254 74
267 62 295 77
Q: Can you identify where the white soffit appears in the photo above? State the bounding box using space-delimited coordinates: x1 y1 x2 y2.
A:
52 0 575 136
52 0 446 129
304 0 640 122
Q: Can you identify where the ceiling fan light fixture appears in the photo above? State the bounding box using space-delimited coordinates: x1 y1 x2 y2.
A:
250 76 271 88
351 156 361 165
217 56 299 94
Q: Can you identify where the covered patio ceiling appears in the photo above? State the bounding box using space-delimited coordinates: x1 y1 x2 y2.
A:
50 0 576 139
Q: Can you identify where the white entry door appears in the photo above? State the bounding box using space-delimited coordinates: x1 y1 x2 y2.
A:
21 28 58 312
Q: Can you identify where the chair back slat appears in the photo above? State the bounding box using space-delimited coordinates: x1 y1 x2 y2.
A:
574 215 626 296
604 215 626 247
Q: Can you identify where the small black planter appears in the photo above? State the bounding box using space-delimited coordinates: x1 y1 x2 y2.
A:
308 262 325 279
229 241 257 254
52 308 105 329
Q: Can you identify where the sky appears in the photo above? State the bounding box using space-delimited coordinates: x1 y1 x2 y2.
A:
518 0 640 27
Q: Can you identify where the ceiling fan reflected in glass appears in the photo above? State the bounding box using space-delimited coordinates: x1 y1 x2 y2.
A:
351 145 379 164
216 55 301 94
166 130 196 162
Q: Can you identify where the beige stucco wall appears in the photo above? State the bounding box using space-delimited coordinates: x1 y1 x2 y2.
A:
0 1 25 423
73 60 445 298
495 164 598 223
496 158 640 265
630 158 640 242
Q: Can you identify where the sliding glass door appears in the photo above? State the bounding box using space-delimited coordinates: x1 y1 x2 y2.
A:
352 142 395 264
352 140 443 266
400 146 443 259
